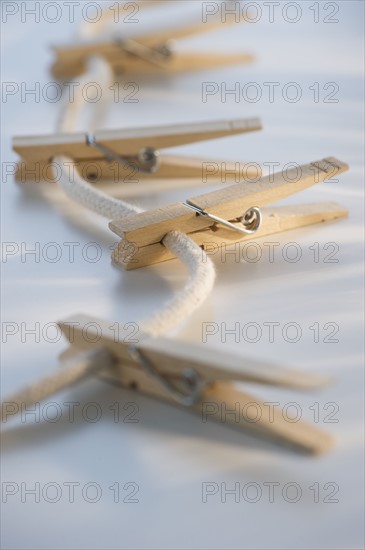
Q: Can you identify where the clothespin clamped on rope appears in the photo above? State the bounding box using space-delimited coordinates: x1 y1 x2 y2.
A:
13 117 262 183
108 157 349 269
50 1 254 79
1 313 335 455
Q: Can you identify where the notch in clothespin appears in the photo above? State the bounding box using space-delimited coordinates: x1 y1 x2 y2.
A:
13 117 262 184
1 314 335 455
109 157 349 269
50 1 254 79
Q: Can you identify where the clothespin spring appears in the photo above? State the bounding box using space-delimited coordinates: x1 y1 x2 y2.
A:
183 202 262 235
86 133 160 174
128 345 206 407
114 36 174 68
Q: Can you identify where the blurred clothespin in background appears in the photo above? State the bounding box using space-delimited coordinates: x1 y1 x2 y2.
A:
51 0 255 79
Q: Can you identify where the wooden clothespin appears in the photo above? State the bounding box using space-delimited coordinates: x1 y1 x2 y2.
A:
13 117 262 184
1 313 334 454
109 157 349 269
50 1 254 79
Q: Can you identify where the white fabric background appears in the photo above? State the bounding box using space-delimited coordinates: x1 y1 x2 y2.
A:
1 2 364 549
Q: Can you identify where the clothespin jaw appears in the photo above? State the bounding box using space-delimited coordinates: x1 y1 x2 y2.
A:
58 314 334 454
12 118 262 184
110 157 349 269
50 3 254 79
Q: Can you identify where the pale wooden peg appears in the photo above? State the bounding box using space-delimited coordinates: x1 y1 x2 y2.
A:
13 118 262 183
56 314 334 454
112 202 348 270
1 312 334 453
51 1 254 79
109 157 349 248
